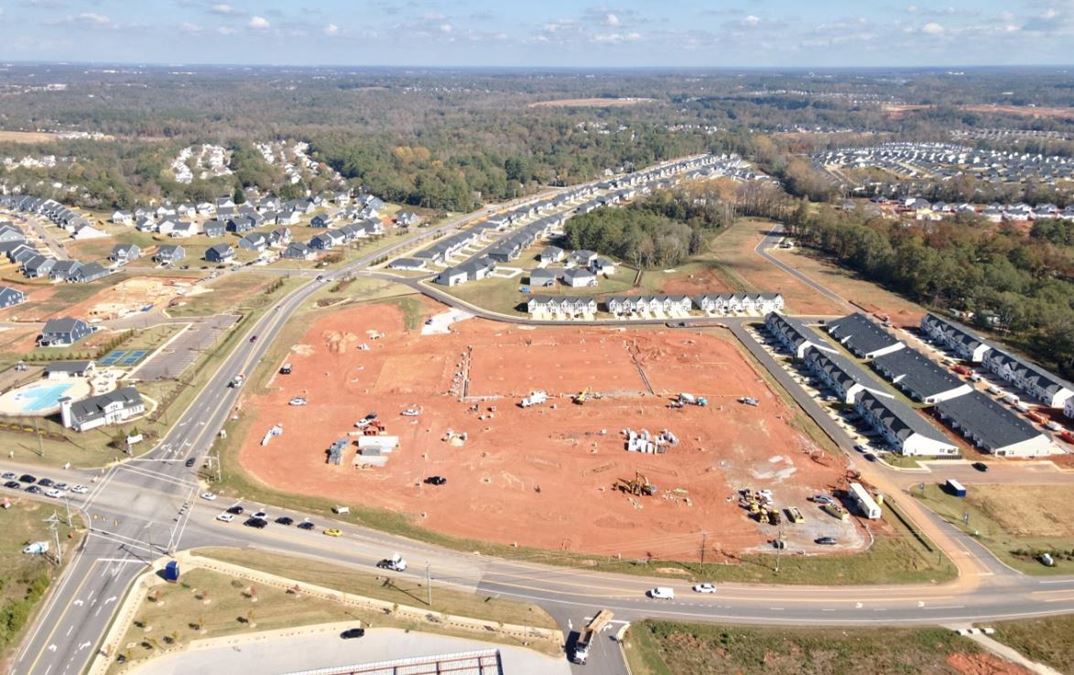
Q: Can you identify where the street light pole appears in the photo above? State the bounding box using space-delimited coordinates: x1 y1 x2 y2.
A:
426 563 432 608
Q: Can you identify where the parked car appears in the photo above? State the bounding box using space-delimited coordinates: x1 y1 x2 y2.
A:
184 458 196 468
201 492 217 501
323 528 343 537
26 486 42 494
4 480 21 489
340 628 366 639
244 517 268 529
692 583 717 594
1 472 16 481
809 494 833 504
815 536 838 546
648 587 675 600
297 521 315 531
38 478 54 487
216 513 235 523
972 462 989 472
424 476 447 486
275 516 294 526
253 510 267 519
70 485 89 494
45 488 62 498
226 505 245 515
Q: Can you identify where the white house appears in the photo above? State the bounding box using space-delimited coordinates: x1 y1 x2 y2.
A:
59 387 145 432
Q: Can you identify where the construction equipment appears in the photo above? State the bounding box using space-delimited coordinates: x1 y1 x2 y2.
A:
615 471 656 496
573 387 591 405
785 507 805 524
678 392 708 407
519 390 548 408
572 609 615 664
768 510 782 526
822 502 849 521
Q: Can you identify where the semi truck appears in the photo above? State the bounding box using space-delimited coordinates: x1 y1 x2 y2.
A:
572 609 614 664
946 478 967 497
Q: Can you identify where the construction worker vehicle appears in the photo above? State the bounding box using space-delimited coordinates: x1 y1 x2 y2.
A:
822 502 849 521
678 393 708 407
786 507 805 524
572 609 614 664
573 387 592 405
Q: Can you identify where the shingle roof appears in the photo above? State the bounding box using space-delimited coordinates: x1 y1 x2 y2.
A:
871 348 967 400
856 389 951 446
934 391 1045 451
826 312 902 357
67 386 143 425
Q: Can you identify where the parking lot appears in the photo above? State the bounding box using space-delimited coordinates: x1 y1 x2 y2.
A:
131 315 240 381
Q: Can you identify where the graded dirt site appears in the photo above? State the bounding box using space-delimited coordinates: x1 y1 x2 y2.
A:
237 303 859 560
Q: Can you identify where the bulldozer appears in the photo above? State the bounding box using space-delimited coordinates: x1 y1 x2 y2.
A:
615 471 657 496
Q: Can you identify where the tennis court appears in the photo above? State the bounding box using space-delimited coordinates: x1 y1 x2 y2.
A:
99 349 150 367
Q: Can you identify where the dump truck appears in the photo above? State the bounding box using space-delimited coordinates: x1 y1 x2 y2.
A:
572 609 614 664
520 391 548 408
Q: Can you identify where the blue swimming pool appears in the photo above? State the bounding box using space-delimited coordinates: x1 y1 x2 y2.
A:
11 382 76 413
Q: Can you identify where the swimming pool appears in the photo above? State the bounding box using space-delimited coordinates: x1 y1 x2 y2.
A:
10 382 77 413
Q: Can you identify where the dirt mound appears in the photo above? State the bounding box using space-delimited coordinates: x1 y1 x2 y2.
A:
946 652 1031 675
322 330 359 354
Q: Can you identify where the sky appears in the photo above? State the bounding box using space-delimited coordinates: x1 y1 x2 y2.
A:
0 0 1073 68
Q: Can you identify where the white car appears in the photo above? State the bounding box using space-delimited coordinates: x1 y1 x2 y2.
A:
289 397 307 406
216 513 235 523
692 583 717 594
45 488 63 499
70 484 89 494
201 492 217 501
1 472 16 481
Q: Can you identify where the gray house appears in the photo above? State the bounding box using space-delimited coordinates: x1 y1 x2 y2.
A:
0 286 26 308
154 245 185 266
205 244 235 263
39 317 93 347
110 244 141 264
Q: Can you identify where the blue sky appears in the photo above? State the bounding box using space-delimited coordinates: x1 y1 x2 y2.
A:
1 1 1072 67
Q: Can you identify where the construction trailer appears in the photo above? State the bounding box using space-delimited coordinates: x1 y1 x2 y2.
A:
520 390 548 408
327 438 348 465
572 609 614 664
946 478 967 497
848 482 882 519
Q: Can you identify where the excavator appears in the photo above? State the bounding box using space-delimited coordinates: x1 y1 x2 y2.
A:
573 386 591 405
615 471 657 496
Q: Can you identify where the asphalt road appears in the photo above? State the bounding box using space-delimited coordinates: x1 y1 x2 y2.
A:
9 178 1074 675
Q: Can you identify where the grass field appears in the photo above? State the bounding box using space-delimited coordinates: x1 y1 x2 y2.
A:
440 266 640 316
990 614 1074 674
913 483 1074 575
167 272 298 318
0 500 78 665
196 548 558 629
623 620 988 675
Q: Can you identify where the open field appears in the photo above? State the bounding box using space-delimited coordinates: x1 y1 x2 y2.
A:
0 499 78 669
527 97 657 108
234 301 866 561
64 275 204 321
709 220 843 315
770 247 926 327
622 620 1021 675
165 271 289 317
913 484 1074 575
0 130 62 143
990 614 1074 674
197 548 557 629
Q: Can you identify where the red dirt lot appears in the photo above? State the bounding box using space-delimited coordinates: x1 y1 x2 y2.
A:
237 304 853 560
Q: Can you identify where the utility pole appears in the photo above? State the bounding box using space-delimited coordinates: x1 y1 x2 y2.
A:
34 418 44 458
775 525 784 574
425 563 432 608
63 496 73 526
699 531 707 567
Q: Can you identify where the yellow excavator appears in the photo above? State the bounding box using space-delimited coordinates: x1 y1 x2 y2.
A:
573 386 591 405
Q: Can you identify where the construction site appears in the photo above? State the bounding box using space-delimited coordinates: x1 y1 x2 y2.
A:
64 275 206 320
236 302 865 561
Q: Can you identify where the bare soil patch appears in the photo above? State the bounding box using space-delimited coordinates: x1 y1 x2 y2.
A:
236 304 856 560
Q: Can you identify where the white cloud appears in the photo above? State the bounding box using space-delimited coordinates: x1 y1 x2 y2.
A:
922 21 944 34
217 25 236 35
439 23 453 33
592 31 641 43
180 21 203 34
249 15 270 30
605 13 620 27
78 12 112 26
324 23 339 36
211 4 237 15
742 15 760 27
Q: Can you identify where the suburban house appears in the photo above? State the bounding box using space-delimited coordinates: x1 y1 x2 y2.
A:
22 255 55 279
854 390 958 456
38 317 92 347
561 268 597 288
980 349 1074 409
169 221 196 238
395 211 420 227
803 347 892 405
1065 397 1074 421
59 386 146 432
68 262 109 283
280 242 314 260
110 244 141 265
203 220 227 238
591 257 617 276
569 250 599 267
825 313 906 359
111 210 133 225
44 360 96 379
238 232 268 251
920 313 991 362
310 214 334 228
226 217 254 234
934 391 1055 457
154 245 185 266
528 268 558 288
205 244 235 264
527 295 597 316
387 257 425 271
539 245 565 263
434 257 495 287
764 313 838 359
870 348 973 404
0 286 26 308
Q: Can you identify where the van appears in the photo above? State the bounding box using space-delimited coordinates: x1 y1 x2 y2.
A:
648 587 675 600
332 505 350 515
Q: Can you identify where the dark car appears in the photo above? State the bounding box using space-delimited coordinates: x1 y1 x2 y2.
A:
424 476 447 486
4 481 21 489
244 517 268 529
275 516 294 526
815 536 838 546
226 505 245 515
26 485 42 494
297 521 315 530
249 335 258 343
972 462 989 472
38 478 54 487
340 628 366 639
18 474 36 484
771 539 785 550
365 411 378 420
185 458 196 468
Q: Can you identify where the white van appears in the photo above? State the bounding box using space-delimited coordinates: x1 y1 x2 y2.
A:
648 587 675 600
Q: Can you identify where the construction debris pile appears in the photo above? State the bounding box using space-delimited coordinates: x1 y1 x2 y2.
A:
623 428 678 454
